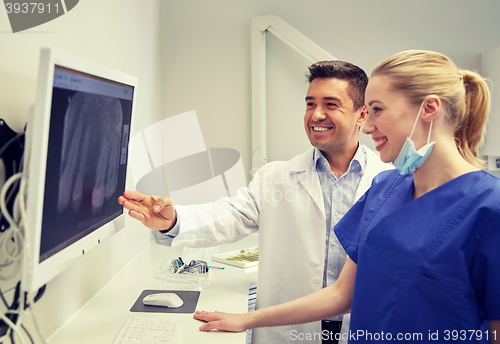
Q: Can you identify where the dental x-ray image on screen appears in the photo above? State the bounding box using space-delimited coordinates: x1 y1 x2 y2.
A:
40 67 132 262
57 92 123 215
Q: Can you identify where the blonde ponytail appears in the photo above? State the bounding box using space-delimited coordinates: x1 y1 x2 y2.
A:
455 70 490 168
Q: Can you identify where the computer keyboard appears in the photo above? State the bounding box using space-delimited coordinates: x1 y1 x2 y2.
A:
113 316 181 344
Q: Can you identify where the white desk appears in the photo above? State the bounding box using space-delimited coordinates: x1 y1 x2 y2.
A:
47 237 258 344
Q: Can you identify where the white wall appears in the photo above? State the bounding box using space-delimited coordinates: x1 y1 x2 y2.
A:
0 0 161 339
160 0 500 177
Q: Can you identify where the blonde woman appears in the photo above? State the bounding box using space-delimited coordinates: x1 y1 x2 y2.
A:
194 50 500 343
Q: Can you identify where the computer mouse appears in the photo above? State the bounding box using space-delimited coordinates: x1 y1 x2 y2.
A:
142 293 184 308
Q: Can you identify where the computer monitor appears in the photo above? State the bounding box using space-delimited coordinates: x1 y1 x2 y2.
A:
22 48 137 293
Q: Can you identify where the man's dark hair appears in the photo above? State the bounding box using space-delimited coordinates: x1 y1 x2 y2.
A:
306 60 368 110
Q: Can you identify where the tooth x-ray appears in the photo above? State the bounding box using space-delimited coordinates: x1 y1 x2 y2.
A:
41 86 132 260
57 92 123 216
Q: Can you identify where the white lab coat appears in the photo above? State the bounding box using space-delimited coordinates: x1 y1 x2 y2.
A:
153 146 392 344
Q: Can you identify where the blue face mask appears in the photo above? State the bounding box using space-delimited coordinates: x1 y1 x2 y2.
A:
393 101 435 175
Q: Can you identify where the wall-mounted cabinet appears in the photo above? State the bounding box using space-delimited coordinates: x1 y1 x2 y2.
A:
481 47 500 168
481 46 500 171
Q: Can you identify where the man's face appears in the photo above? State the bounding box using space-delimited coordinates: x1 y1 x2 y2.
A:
304 77 365 156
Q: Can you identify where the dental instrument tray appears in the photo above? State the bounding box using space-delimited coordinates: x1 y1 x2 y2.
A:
211 247 259 268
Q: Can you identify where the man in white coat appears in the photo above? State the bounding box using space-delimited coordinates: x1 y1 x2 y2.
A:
119 61 392 344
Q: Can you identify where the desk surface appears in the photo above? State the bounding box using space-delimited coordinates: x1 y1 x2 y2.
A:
47 236 258 344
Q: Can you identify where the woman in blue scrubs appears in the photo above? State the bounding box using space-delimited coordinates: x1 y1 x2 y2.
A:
194 50 500 343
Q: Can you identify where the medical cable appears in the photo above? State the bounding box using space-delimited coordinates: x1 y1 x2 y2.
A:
0 132 33 343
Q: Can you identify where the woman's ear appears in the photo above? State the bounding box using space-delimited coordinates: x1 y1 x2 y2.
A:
422 96 441 123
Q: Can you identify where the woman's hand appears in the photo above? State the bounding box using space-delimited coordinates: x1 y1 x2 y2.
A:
194 311 250 332
118 191 176 231
193 259 357 333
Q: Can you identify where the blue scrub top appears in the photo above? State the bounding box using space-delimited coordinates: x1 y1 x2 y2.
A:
335 170 500 343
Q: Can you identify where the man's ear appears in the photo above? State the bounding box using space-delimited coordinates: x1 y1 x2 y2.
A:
422 96 441 123
356 105 368 127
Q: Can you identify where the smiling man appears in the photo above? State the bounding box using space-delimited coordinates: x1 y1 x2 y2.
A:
295 61 393 344
119 60 392 344
305 73 367 178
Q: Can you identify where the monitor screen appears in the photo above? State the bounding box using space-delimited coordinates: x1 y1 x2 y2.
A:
23 48 137 293
40 66 133 262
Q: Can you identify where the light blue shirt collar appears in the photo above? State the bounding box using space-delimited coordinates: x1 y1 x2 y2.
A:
313 145 367 176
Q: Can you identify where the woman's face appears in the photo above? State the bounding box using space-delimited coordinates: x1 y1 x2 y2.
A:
363 76 423 163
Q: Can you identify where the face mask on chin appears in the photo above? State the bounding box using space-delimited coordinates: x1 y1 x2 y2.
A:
393 101 435 175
